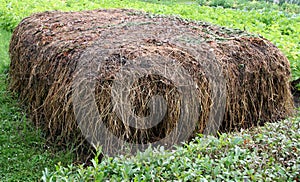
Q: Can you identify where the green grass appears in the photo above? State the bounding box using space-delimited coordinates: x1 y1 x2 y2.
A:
0 29 74 181
0 30 10 72
0 0 299 181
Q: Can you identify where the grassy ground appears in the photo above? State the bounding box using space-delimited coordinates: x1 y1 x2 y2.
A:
0 0 299 181
0 30 10 72
0 29 74 181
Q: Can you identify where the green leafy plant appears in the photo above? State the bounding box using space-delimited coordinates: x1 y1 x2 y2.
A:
209 0 234 8
198 0 209 6
42 116 300 181
197 0 300 14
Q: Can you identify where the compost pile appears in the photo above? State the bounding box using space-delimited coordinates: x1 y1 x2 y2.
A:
9 9 294 155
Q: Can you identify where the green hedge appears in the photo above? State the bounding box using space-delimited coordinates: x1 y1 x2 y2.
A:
42 116 300 181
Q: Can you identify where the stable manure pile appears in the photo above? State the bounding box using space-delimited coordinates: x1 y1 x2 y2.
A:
9 9 294 154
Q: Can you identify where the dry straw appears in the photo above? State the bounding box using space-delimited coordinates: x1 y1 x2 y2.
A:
9 9 294 156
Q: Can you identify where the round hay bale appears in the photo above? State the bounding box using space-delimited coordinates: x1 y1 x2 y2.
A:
9 9 294 155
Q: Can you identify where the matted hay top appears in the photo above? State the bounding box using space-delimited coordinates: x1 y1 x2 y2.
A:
9 9 294 155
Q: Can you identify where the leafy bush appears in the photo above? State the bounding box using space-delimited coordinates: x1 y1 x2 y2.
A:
259 0 300 6
197 0 300 14
209 0 234 8
42 116 300 181
198 0 208 6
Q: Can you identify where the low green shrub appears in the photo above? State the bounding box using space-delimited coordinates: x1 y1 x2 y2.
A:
209 0 235 8
196 0 300 14
42 116 300 181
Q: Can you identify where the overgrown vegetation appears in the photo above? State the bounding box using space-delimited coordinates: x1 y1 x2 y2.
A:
197 0 300 13
0 0 299 181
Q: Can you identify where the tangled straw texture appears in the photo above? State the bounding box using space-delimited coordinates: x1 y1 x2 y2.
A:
9 9 294 155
